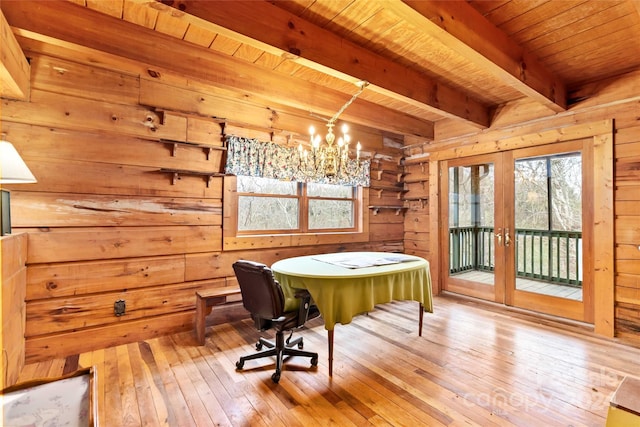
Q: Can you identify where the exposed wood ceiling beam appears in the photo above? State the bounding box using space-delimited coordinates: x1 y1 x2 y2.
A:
158 0 491 129
0 9 30 100
2 0 434 138
390 0 567 113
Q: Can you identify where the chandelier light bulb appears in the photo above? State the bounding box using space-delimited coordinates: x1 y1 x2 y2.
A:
299 82 368 182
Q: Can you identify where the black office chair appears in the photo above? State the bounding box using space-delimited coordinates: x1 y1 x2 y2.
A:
232 260 319 383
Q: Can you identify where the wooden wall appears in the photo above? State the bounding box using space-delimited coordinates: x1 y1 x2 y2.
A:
1 42 405 362
1 18 638 364
402 73 640 345
1 233 27 387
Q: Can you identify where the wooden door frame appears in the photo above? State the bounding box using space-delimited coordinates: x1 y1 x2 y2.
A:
504 140 590 322
428 120 614 337
438 153 506 303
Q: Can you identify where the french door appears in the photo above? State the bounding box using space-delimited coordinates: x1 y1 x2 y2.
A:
441 140 593 323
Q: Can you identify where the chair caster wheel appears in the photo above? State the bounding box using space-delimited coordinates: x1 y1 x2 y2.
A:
236 360 244 370
256 342 262 350
271 372 280 383
298 342 304 349
310 356 318 366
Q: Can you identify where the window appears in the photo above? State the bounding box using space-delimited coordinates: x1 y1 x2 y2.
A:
236 176 360 234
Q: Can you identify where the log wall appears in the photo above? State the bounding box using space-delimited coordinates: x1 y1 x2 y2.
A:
1 44 405 362
1 27 638 364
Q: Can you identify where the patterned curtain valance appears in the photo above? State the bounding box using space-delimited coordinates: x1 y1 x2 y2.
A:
224 135 370 187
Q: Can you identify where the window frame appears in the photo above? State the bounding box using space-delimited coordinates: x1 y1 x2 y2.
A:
236 178 360 235
223 176 370 249
305 187 359 232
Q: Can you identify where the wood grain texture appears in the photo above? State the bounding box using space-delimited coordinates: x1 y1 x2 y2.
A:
174 0 489 128
11 192 222 228
1 6 639 363
24 311 195 363
25 281 204 337
5 0 435 137
26 255 187 300
24 226 223 263
1 234 28 388
0 7 30 99
16 295 640 426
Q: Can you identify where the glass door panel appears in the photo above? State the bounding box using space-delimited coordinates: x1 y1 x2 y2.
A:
513 154 583 301
442 141 592 322
443 154 504 302
505 140 589 322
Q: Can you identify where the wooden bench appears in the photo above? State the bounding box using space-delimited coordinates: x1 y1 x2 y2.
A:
195 287 242 345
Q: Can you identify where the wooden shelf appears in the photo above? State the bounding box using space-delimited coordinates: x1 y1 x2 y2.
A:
368 205 407 215
159 138 226 160
372 169 405 182
159 168 225 187
403 197 428 208
374 157 428 204
404 161 428 172
404 180 428 192
369 185 408 199
404 178 428 184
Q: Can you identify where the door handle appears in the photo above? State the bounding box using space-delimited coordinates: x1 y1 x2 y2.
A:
495 228 502 246
505 228 511 247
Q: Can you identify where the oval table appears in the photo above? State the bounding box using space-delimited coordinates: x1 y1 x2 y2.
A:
271 252 433 376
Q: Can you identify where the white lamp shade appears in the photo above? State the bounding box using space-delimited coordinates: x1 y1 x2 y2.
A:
0 140 37 184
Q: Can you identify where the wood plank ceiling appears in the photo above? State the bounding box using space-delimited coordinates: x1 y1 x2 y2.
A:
4 0 640 141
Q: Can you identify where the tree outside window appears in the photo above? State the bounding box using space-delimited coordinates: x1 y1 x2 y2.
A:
237 176 359 234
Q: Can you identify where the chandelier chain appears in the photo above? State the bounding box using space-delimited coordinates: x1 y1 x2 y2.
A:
328 81 369 125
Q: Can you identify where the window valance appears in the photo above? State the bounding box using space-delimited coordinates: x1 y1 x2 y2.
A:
224 135 370 187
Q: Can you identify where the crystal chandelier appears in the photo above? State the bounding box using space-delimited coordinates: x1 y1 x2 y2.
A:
297 81 368 181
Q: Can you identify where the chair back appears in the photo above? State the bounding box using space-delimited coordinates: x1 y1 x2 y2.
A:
232 260 285 321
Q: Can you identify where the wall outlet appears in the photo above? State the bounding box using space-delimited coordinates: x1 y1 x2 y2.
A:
114 299 126 316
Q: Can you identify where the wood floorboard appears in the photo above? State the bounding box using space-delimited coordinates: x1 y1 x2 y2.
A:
16 295 640 427
453 270 583 301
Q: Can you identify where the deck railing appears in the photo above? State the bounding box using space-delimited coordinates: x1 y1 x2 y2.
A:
449 226 495 274
449 226 582 287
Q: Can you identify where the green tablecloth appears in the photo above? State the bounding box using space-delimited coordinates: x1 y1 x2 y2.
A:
272 252 433 330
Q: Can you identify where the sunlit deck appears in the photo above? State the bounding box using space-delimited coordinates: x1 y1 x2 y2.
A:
452 270 582 301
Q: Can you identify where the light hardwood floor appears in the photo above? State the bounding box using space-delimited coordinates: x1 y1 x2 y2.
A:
17 295 640 426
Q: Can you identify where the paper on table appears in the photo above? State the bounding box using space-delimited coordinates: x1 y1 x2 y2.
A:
312 253 416 269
